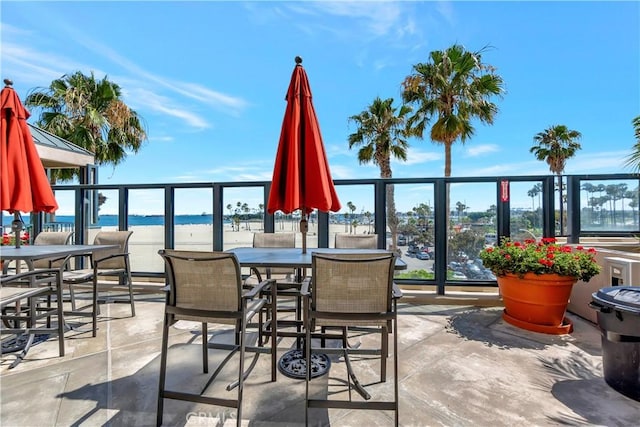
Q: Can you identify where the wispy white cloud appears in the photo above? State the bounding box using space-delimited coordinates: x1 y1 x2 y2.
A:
261 1 424 70
464 144 500 157
1 42 92 87
394 147 442 165
435 0 456 27
128 88 210 129
565 151 632 174
67 34 249 117
309 1 404 37
3 14 249 130
147 135 174 144
328 164 359 180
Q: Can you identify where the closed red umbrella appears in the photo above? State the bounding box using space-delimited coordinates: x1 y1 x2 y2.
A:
267 57 341 253
1 79 58 247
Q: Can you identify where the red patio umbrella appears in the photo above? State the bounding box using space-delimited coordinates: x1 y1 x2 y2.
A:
1 79 58 248
267 57 341 253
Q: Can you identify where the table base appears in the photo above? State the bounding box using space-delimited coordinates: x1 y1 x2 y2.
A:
1 333 50 368
278 349 331 379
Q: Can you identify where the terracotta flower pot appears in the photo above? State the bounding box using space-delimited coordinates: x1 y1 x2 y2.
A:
497 272 577 335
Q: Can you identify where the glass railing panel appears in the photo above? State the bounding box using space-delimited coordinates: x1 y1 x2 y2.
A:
510 181 544 241
128 188 164 273
223 186 264 251
329 184 376 248
447 182 497 281
391 183 435 280
45 189 77 237
174 188 214 252
580 179 639 232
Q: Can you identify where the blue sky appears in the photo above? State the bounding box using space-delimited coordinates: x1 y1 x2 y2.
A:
2 1 639 215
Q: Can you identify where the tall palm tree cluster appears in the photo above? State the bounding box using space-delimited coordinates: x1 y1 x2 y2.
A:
347 44 505 245
347 43 636 241
24 49 636 240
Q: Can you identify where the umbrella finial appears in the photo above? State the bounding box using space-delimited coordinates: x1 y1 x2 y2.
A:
295 56 302 65
4 79 13 87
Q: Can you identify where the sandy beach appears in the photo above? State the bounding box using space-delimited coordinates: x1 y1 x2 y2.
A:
113 220 381 273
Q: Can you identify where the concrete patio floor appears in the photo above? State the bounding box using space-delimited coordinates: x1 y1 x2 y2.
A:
1 291 639 426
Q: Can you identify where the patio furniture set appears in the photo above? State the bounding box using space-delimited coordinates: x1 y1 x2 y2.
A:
1 230 406 425
0 230 135 365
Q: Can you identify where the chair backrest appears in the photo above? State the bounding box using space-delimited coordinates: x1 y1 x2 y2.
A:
334 233 378 249
252 232 296 277
311 252 395 321
158 249 243 323
31 231 74 269
34 231 74 245
92 231 133 269
253 232 295 248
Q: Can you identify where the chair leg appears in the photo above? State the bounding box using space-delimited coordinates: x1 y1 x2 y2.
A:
393 314 399 427
237 314 247 426
68 284 77 311
202 322 208 374
304 305 311 427
381 325 388 382
55 277 65 357
125 259 135 317
157 315 170 427
92 276 98 337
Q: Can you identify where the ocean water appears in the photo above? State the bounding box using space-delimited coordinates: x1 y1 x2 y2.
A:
2 214 227 228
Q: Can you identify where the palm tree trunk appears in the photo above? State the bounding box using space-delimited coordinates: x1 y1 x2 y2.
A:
557 174 564 235
386 184 398 251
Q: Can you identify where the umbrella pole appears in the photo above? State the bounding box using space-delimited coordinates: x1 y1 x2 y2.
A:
11 212 23 248
300 213 308 254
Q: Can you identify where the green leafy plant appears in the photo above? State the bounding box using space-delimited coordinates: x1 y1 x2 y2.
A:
479 237 601 282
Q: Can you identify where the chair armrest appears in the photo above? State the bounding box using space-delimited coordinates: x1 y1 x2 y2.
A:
244 278 275 299
248 266 264 283
300 277 312 296
1 268 61 287
392 282 403 299
94 252 129 265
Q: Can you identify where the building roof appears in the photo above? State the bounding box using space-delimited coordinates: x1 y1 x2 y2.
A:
28 123 95 168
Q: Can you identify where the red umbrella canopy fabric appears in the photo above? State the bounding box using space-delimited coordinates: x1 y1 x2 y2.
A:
267 57 341 215
1 81 58 214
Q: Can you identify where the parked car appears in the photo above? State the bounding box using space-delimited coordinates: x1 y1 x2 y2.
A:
397 235 407 246
407 243 420 255
449 271 468 280
416 251 430 260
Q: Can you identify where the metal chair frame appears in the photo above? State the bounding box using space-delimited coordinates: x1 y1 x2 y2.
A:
302 252 402 426
156 249 276 427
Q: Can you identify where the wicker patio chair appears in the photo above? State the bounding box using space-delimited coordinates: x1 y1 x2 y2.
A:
334 233 378 249
1 268 65 368
156 250 276 427
302 252 402 426
61 231 134 337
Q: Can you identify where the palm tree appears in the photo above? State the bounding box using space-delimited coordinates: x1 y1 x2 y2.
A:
401 44 504 177
25 71 147 182
624 115 640 172
581 182 596 225
348 97 411 251
530 125 582 234
527 184 542 227
401 44 503 252
346 201 357 233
